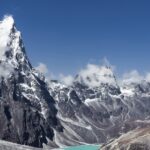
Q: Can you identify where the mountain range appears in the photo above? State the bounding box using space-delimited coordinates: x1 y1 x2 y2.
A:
0 15 150 149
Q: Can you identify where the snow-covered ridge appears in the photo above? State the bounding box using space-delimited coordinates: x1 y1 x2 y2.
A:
1 15 150 149
0 15 31 72
0 15 63 148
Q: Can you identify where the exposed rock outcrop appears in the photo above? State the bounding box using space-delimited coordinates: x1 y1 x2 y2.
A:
101 126 150 150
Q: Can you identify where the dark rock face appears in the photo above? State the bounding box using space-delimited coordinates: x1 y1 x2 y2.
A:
0 77 44 147
0 140 42 150
48 76 150 146
1 15 150 149
0 16 63 148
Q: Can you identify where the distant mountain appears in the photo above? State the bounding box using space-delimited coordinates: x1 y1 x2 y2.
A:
0 15 150 149
48 69 150 146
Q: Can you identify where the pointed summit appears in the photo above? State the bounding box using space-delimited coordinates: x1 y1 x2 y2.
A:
0 16 15 57
0 15 32 73
102 57 111 68
0 15 15 30
74 64 118 88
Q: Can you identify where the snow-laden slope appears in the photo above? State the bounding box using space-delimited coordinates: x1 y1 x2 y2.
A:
48 65 150 146
0 15 63 148
1 15 150 149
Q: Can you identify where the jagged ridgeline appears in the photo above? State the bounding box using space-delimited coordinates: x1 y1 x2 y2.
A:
0 16 63 148
1 15 150 149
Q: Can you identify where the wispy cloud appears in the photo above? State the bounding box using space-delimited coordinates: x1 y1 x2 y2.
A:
35 62 55 81
35 59 150 87
76 63 116 87
0 63 14 78
120 70 150 85
59 74 74 86
121 70 144 84
59 58 117 87
35 63 49 75
146 73 150 82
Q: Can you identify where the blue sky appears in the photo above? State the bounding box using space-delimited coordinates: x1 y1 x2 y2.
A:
1 0 150 77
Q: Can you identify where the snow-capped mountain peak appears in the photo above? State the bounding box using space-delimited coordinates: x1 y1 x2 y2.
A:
0 15 32 74
1 15 150 149
74 64 117 88
0 15 63 148
0 15 14 33
0 15 15 60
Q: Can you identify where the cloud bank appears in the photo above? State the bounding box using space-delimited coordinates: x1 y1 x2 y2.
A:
121 70 150 85
35 59 150 88
59 58 118 87
76 64 116 87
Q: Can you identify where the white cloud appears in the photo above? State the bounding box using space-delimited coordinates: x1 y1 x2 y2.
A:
59 58 117 87
60 74 74 86
0 63 14 78
102 57 110 67
145 73 150 82
0 15 14 60
35 63 49 75
59 63 116 87
76 63 116 87
35 59 150 88
53 67 150 87
121 70 144 84
120 70 150 85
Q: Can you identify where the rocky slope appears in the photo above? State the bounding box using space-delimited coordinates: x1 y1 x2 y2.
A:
48 67 150 146
101 126 150 150
0 16 63 148
0 15 150 149
0 140 42 150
